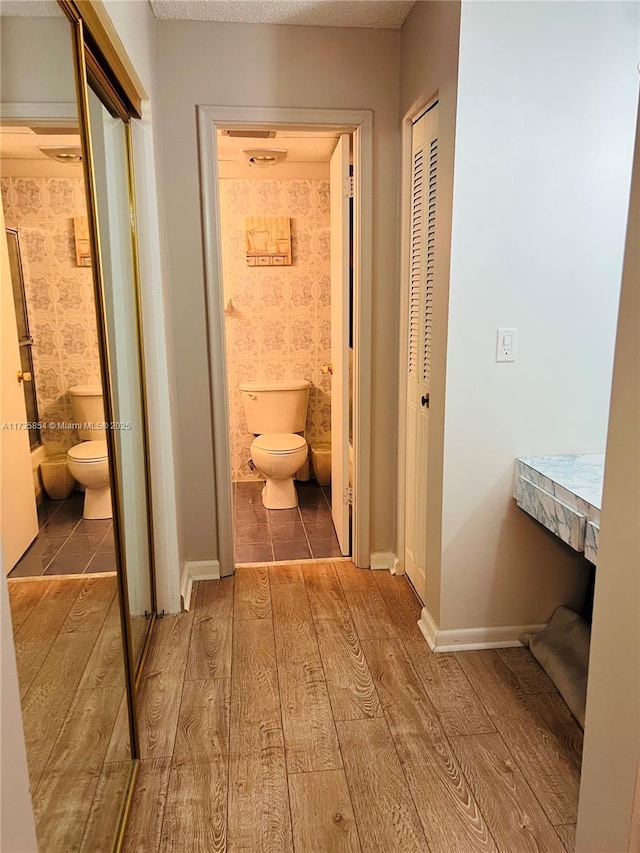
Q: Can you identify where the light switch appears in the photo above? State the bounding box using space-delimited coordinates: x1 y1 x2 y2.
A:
496 328 517 362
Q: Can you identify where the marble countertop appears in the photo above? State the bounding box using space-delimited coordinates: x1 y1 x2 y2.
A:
513 454 605 564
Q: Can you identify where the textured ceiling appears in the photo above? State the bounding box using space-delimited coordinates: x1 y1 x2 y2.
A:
150 0 416 29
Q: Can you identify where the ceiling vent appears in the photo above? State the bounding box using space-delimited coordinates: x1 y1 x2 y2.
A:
221 129 276 139
243 148 287 167
39 146 83 163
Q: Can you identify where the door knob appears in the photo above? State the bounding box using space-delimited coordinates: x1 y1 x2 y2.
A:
421 394 430 408
17 370 32 383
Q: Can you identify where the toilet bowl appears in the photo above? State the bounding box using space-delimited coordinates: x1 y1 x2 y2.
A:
67 440 112 519
250 433 308 510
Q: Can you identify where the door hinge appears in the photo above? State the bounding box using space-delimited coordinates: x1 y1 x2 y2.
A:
343 176 354 199
344 487 353 506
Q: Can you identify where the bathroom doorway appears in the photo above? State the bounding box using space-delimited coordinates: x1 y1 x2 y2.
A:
216 127 351 564
0 123 117 579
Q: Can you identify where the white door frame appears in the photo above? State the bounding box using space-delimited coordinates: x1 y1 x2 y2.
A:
396 96 439 578
197 106 373 574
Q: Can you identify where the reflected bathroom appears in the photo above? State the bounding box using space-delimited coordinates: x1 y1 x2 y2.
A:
216 127 352 563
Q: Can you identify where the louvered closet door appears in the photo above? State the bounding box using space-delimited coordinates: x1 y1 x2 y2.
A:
405 103 438 602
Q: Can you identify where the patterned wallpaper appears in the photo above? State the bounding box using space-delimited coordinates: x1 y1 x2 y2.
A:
1 177 102 453
220 178 332 481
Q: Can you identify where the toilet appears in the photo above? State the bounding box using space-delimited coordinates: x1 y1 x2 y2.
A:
239 379 310 510
66 384 112 520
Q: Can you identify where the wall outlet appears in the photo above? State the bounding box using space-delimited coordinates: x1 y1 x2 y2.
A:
496 328 517 362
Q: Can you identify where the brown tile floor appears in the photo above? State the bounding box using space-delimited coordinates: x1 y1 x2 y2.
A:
234 479 343 563
10 493 116 578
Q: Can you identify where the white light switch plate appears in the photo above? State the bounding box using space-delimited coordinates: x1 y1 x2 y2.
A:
496 328 517 362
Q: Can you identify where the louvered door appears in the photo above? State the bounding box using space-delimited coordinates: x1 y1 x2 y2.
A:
405 104 438 602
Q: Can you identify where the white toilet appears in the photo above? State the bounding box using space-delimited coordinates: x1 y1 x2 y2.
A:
66 384 112 520
239 379 311 510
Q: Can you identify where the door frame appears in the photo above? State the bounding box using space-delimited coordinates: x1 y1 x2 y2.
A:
197 106 373 574
396 95 439 579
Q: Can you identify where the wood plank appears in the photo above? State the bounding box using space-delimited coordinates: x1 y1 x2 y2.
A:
40 686 122 776
450 733 566 853
234 565 271 620
228 721 293 853
122 758 172 853
269 562 304 584
554 823 576 852
40 577 88 600
79 593 128 690
497 647 558 694
105 690 132 763
288 769 362 853
362 638 496 853
303 562 382 721
404 640 495 737
80 761 132 853
271 582 342 773
8 579 49 632
185 579 233 680
336 561 397 639
161 762 227 853
173 678 229 768
61 576 116 634
14 593 78 697
231 618 280 727
372 571 424 641
137 612 193 759
456 650 581 824
228 617 292 851
21 629 100 790
32 767 100 853
526 692 583 770
335 718 428 853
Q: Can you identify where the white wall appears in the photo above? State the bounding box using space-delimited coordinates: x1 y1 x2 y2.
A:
155 21 401 562
103 0 182 612
438 0 638 631
576 97 640 853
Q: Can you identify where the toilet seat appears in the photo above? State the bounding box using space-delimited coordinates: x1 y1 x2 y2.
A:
67 439 108 463
252 433 306 455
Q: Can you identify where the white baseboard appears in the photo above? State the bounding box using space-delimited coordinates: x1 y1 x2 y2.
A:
181 560 220 610
418 606 545 652
370 551 397 571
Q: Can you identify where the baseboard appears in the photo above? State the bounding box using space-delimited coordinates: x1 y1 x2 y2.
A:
418 606 545 652
370 551 397 571
181 559 220 610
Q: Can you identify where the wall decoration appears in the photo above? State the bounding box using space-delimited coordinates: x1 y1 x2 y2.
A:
246 216 292 266
73 216 91 266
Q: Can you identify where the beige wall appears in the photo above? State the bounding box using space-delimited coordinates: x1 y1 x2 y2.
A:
400 0 461 623
156 21 400 560
220 178 332 481
576 98 640 853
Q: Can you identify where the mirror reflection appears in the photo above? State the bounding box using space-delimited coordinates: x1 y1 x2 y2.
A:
0 6 133 851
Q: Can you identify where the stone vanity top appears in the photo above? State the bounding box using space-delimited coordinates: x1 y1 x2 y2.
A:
513 454 605 564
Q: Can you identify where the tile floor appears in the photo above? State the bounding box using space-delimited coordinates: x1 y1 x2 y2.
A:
234 479 344 563
10 492 116 578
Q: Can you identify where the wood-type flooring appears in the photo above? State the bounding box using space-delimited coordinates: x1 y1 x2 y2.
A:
124 561 581 852
8 575 133 853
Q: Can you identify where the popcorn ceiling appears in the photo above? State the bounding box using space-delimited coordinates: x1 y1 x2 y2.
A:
150 0 415 29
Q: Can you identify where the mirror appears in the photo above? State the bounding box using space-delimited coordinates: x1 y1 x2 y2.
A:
0 5 135 851
87 87 155 672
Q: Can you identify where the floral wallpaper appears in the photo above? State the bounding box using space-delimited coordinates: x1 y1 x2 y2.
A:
220 178 332 481
1 177 102 453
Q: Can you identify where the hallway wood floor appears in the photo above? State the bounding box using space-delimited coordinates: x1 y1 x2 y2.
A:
124 561 581 853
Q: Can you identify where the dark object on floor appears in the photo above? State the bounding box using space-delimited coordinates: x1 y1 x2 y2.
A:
521 606 590 728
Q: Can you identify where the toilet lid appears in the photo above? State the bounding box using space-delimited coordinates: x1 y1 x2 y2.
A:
67 440 108 463
252 433 306 455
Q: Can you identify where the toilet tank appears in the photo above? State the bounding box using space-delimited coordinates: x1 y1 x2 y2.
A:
239 379 310 434
68 384 106 440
